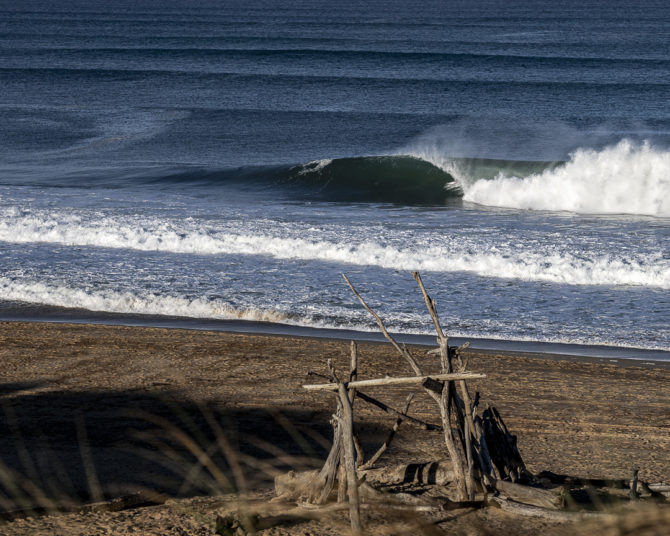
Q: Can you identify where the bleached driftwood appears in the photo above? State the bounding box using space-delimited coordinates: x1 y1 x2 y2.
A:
275 460 459 497
359 393 414 471
343 273 473 501
305 374 442 431
487 496 617 522
303 372 486 391
494 480 565 510
336 382 362 534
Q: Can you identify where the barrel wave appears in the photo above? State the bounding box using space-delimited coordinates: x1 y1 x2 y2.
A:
147 155 461 205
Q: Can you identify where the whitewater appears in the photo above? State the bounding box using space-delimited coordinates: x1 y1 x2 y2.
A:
461 141 670 217
0 203 668 289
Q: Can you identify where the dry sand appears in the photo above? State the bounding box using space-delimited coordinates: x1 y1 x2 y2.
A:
0 321 668 535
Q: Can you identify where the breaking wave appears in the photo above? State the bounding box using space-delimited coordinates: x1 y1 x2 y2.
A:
13 143 667 216
0 277 294 324
458 141 670 217
129 154 462 204
1 211 667 288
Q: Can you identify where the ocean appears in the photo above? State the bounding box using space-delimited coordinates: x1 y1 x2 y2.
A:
0 0 668 360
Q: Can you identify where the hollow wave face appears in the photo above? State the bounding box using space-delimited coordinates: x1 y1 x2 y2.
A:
284 155 461 203
462 140 670 217
111 155 461 205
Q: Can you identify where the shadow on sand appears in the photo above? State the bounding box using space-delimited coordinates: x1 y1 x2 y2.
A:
0 384 336 512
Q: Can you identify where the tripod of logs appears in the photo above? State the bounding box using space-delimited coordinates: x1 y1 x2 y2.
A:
280 272 540 534
215 272 669 535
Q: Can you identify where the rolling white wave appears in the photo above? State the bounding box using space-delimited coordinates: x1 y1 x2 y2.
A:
2 276 666 352
461 141 670 217
0 210 667 288
0 277 293 324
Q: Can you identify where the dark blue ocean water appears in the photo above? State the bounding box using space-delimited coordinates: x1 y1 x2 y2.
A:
0 0 668 357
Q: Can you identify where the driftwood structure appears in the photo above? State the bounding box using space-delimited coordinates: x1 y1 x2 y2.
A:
216 272 669 535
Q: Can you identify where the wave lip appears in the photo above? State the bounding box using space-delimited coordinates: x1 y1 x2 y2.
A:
462 140 670 217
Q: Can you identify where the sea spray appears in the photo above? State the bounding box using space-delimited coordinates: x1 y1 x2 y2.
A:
462 141 670 216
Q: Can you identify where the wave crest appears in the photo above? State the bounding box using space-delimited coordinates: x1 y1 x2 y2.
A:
1 212 667 288
462 141 670 216
0 277 293 324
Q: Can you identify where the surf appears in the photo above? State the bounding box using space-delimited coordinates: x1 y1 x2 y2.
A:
455 140 670 217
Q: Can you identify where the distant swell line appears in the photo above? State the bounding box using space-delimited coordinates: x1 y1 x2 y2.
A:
2 67 667 88
10 47 670 66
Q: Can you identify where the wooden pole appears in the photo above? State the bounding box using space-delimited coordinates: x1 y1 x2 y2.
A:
342 274 424 377
303 372 485 391
354 390 441 431
359 393 414 471
307 372 442 431
412 271 471 501
337 383 362 534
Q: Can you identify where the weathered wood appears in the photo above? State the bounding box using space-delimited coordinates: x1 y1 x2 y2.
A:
358 482 446 510
494 480 565 510
342 273 424 377
363 460 457 486
411 271 448 343
473 415 498 481
629 468 639 501
359 393 414 471
537 471 669 496
436 379 468 501
354 390 441 431
347 341 367 469
337 448 347 503
307 373 442 431
488 496 616 522
216 499 445 536
337 383 362 534
303 372 485 391
482 406 529 484
412 271 470 501
295 413 343 504
275 460 458 496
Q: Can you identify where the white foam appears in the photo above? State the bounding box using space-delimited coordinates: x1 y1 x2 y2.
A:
296 159 333 175
0 277 292 324
461 141 670 217
0 211 667 288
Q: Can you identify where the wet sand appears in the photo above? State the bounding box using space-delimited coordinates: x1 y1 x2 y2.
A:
0 321 668 535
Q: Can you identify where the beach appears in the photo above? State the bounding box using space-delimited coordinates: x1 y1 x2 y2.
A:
0 321 668 535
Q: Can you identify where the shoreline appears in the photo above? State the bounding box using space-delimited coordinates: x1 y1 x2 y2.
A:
1 306 668 366
0 320 668 534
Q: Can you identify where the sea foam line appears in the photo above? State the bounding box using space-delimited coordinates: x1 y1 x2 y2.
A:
0 212 667 288
1 277 667 353
0 277 293 324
